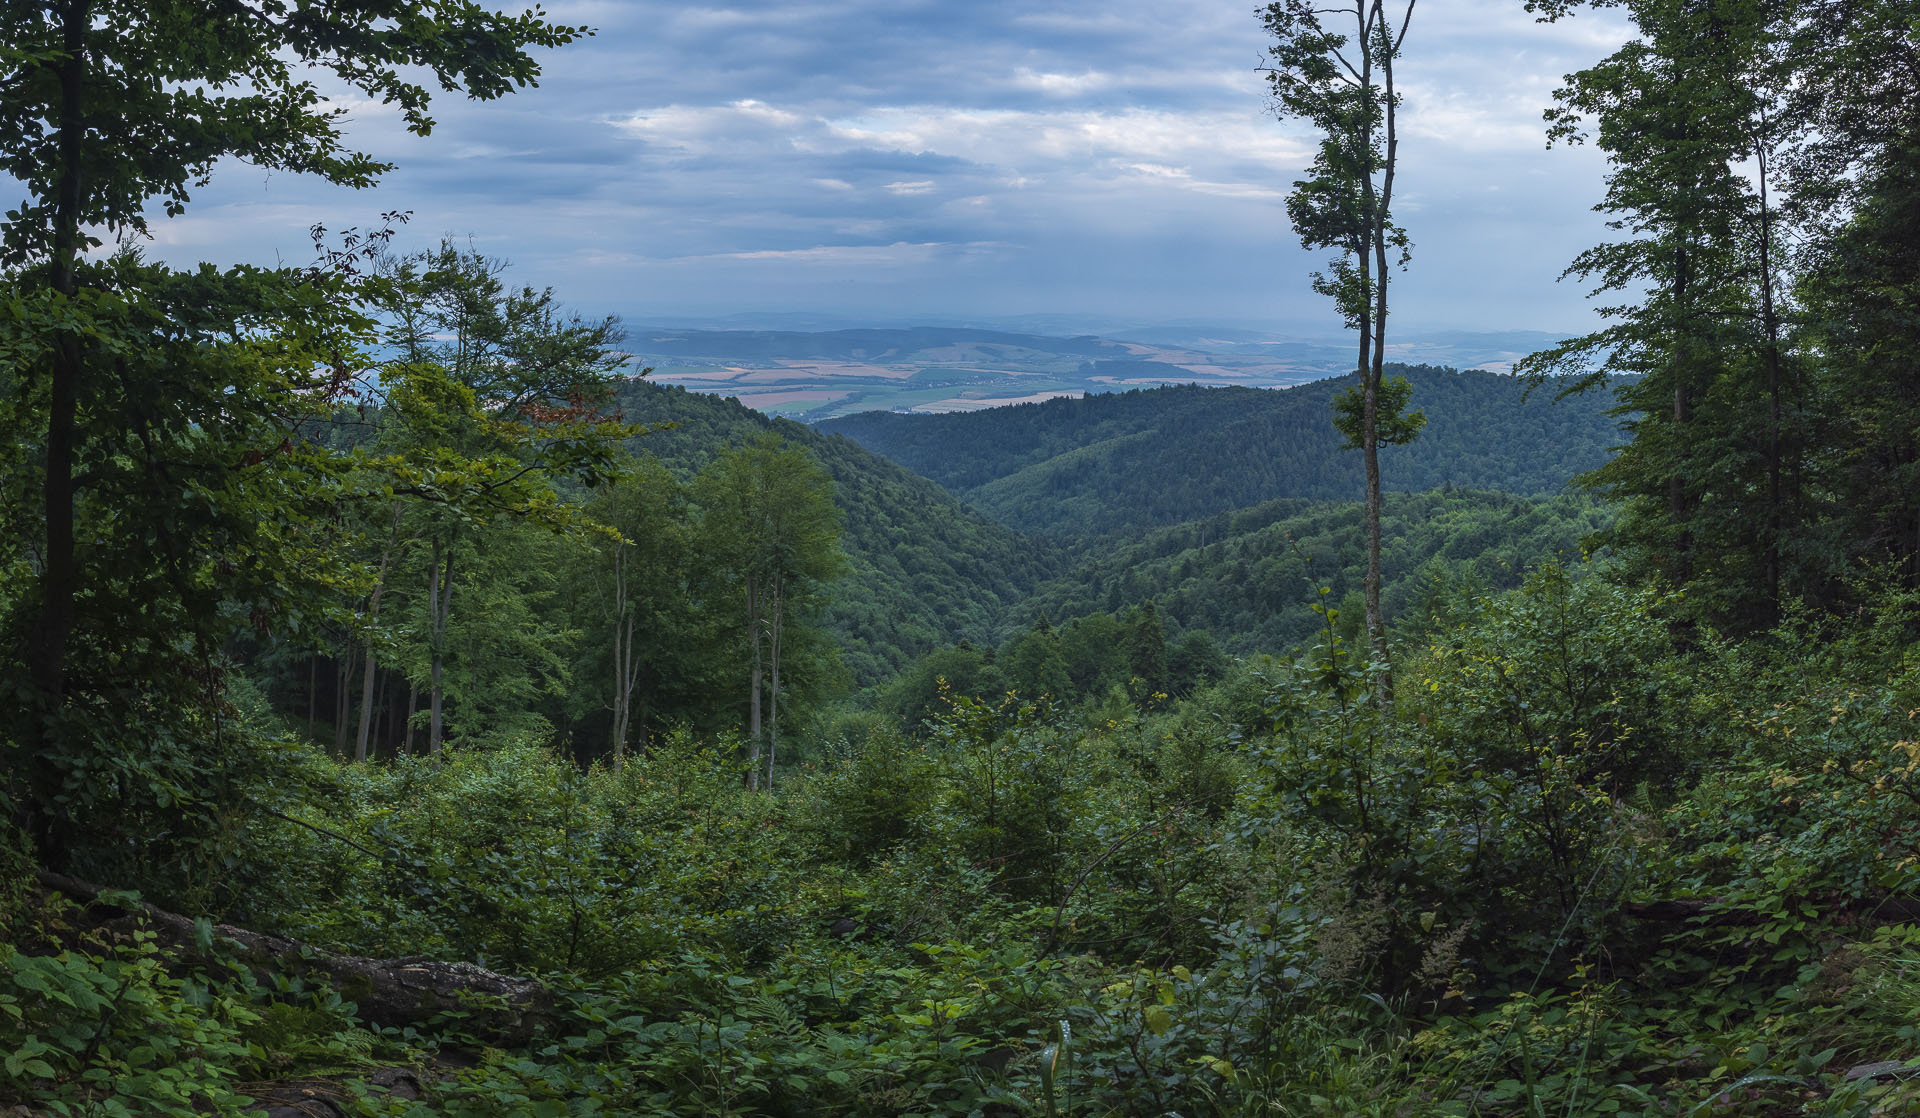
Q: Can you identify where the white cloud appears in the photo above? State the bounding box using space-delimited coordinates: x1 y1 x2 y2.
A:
1011 68 1113 96
683 241 1005 265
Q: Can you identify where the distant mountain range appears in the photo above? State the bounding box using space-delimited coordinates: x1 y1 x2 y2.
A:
820 366 1626 536
620 324 1575 419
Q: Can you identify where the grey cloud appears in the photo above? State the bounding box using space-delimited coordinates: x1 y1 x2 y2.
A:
88 0 1632 334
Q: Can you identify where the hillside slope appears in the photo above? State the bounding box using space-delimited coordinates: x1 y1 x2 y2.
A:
614 380 1061 683
820 368 1623 535
1019 488 1612 653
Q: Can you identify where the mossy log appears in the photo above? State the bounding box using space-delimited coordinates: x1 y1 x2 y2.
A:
35 871 550 1044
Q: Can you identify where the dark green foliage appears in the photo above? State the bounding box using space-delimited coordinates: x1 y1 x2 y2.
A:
1332 372 1426 450
0 256 371 883
1407 566 1690 964
1001 621 1075 702
879 644 1006 733
1168 629 1230 698
802 724 938 864
821 368 1621 535
1 0 587 879
1522 0 1920 635
1021 487 1612 654
1799 134 1920 589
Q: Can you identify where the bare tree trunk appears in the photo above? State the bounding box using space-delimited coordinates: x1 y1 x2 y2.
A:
766 579 785 791
1359 0 1413 680
746 575 763 792
1670 245 1694 588
354 627 382 761
39 871 552 1044
1754 119 1785 624
403 680 418 755
377 670 393 761
427 540 455 755
609 543 636 771
333 644 357 754
25 4 90 788
1367 3 1400 674
354 507 404 762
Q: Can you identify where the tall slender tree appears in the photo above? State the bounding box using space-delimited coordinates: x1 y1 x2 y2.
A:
1262 0 1426 667
578 459 695 770
695 435 843 790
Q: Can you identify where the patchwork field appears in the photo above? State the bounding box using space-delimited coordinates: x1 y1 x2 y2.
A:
624 325 1564 418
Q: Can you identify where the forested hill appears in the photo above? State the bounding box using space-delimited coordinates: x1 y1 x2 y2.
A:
613 380 1062 682
819 367 1624 535
1018 488 1612 653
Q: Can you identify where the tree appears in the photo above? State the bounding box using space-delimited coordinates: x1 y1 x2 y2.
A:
694 435 843 790
1262 0 1426 667
1168 630 1229 698
1798 137 1920 587
1001 619 1074 702
1126 601 1171 707
365 245 630 754
575 459 698 770
1785 0 1920 594
2 254 372 866
1519 0 1818 630
0 0 587 866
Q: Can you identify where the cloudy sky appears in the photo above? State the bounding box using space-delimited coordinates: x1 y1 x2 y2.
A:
139 0 1631 336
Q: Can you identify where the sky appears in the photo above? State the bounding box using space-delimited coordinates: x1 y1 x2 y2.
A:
133 0 1633 337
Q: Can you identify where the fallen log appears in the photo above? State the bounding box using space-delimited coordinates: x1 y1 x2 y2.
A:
1624 897 1920 926
240 1066 427 1118
35 871 550 1044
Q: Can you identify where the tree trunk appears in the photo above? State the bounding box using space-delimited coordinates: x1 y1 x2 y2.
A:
1754 124 1785 625
746 575 763 791
402 680 418 755
427 540 454 755
767 579 786 791
354 506 404 762
609 542 633 771
354 647 378 763
27 0 88 709
1368 14 1400 674
23 1 93 855
333 644 357 754
1669 244 1694 587
37 871 551 1043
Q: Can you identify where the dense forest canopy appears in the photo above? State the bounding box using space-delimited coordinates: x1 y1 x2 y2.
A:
5 0 1920 1115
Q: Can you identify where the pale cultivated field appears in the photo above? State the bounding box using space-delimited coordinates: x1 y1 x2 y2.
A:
770 361 920 380
731 389 855 407
911 391 1084 413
